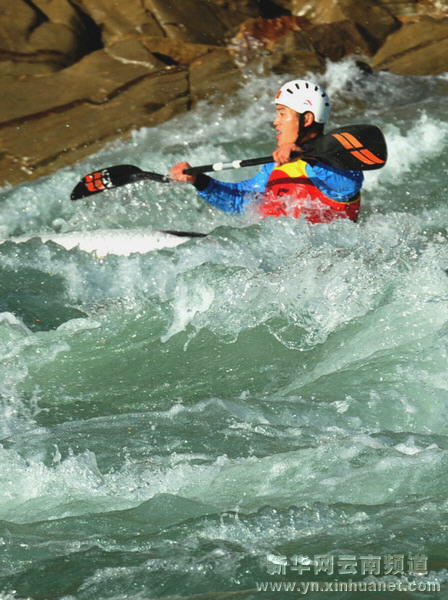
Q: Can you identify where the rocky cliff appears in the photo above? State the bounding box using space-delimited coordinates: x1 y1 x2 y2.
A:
0 0 446 187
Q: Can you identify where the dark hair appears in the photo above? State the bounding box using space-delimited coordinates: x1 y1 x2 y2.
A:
297 112 324 144
309 122 324 136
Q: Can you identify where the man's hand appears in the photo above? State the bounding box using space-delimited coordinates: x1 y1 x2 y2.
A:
272 143 301 165
169 162 197 184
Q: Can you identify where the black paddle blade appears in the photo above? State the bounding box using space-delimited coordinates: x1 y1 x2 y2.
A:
303 124 387 171
70 165 167 200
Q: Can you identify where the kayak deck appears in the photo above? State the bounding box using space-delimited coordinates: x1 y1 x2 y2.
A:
1 228 197 257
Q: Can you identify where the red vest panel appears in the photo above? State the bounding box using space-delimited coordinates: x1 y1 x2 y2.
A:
260 160 360 224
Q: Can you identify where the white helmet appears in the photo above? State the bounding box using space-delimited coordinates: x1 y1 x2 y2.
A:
275 79 330 124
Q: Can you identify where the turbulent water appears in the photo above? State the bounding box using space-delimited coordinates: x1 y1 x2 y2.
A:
0 60 447 600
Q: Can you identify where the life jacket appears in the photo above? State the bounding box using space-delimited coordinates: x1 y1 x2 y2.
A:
260 160 360 224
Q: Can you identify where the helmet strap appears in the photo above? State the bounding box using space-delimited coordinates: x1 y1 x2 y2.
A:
296 112 306 145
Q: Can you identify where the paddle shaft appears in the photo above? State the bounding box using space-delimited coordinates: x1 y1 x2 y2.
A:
70 124 387 200
183 154 290 176
124 155 284 179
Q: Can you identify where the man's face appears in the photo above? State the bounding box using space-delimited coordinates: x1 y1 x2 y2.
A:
273 105 299 146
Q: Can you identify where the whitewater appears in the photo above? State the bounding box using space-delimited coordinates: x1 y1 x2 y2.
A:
0 60 447 599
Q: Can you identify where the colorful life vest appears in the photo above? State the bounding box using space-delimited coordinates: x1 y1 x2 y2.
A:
260 160 360 223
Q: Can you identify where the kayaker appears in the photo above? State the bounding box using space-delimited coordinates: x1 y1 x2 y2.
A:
169 79 364 223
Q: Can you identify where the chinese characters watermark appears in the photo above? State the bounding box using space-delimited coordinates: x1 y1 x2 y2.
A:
265 552 428 577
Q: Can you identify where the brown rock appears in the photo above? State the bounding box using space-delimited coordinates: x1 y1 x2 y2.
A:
229 16 323 74
199 0 261 29
189 48 243 102
28 22 80 61
231 15 312 50
371 16 448 74
104 38 165 68
375 0 421 17
141 37 212 65
71 0 261 47
145 0 228 44
305 20 372 60
0 67 188 186
0 46 162 124
0 26 248 186
71 0 163 44
375 0 448 19
206 0 259 11
30 0 84 29
285 0 427 20
291 0 400 51
31 2 97 65
270 33 323 74
265 0 287 8
0 60 61 75
0 0 38 53
0 0 98 73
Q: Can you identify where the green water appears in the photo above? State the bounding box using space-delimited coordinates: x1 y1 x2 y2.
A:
0 61 447 599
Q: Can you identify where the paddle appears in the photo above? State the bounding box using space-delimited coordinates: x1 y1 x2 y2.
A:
71 124 387 201
161 230 207 238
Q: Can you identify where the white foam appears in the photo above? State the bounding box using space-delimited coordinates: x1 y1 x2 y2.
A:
364 113 448 191
161 278 215 342
0 311 32 341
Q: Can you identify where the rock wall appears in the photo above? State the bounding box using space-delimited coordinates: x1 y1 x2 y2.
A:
0 0 446 187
